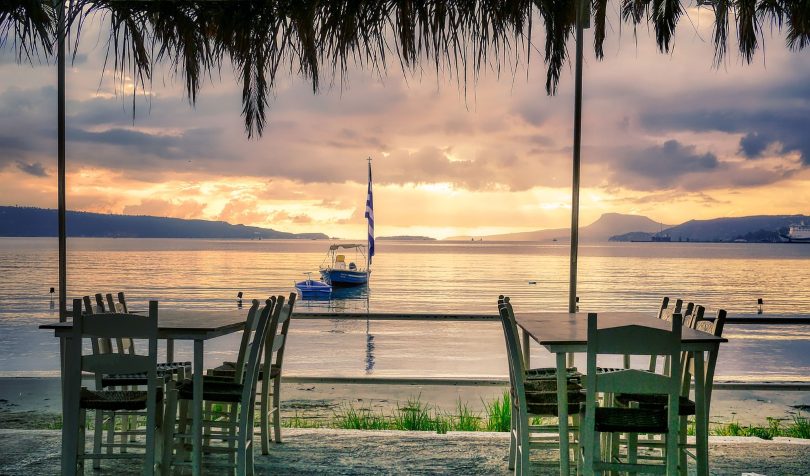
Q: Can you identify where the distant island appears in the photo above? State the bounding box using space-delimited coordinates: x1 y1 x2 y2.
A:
447 212 810 243
0 206 328 240
377 236 436 241
608 215 809 243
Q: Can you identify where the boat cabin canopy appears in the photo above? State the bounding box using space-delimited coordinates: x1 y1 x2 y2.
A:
328 244 367 251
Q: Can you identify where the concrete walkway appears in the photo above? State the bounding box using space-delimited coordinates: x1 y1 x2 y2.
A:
1 428 808 475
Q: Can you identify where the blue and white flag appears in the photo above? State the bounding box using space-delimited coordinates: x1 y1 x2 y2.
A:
364 160 375 264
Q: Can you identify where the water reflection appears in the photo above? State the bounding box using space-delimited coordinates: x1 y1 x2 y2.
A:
365 319 375 373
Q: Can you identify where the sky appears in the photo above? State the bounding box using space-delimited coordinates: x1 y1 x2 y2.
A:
1 6 809 239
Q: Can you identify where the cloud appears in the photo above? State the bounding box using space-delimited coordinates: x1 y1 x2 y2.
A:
605 140 718 190
739 132 772 158
15 161 48 177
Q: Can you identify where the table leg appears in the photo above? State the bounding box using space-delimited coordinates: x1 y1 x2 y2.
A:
556 352 570 475
693 350 708 476
166 338 174 363
193 339 203 476
61 336 80 475
522 329 531 368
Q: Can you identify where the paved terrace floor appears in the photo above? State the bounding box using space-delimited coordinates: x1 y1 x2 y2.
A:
1 428 809 475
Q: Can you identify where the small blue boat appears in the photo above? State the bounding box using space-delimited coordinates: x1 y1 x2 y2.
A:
295 273 332 298
319 244 370 287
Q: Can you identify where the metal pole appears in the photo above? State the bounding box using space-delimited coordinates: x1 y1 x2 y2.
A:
57 0 67 322
568 0 586 314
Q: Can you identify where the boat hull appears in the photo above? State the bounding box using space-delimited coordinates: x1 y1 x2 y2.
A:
320 269 369 286
295 280 332 294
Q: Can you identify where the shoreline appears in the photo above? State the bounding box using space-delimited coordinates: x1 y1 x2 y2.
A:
2 377 808 431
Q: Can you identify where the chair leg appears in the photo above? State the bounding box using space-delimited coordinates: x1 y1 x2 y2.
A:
106 410 116 456
77 408 86 474
272 376 282 444
678 416 689 476
260 376 270 454
92 410 104 469
508 399 516 470
161 385 178 476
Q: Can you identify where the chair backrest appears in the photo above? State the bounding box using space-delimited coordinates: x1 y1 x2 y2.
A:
240 298 276 410
71 298 159 376
229 298 264 384
267 293 297 369
496 295 527 369
497 297 527 416
691 308 727 406
586 312 682 397
659 298 683 321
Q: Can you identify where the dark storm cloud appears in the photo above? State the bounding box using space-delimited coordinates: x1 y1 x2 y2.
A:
15 161 48 177
619 140 718 188
640 86 810 165
739 132 772 158
602 139 796 191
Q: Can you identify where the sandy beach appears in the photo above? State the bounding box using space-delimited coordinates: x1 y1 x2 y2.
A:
2 377 808 430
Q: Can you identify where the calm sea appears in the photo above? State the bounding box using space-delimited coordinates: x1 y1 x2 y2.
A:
1 237 809 382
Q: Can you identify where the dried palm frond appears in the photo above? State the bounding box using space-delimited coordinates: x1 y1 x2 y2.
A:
2 1 808 137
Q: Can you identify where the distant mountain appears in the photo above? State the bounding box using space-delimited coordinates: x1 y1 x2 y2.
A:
449 213 669 242
658 215 809 242
0 206 328 240
377 235 436 241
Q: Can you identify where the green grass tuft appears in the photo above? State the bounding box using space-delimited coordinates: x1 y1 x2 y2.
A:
483 391 511 432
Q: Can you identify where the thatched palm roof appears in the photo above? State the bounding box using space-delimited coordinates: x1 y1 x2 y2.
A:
2 1 809 137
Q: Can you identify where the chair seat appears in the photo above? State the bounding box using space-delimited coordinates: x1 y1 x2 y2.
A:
176 378 244 403
521 379 586 416
582 406 669 434
526 366 581 380
615 393 696 416
80 387 163 411
102 361 191 387
210 361 280 380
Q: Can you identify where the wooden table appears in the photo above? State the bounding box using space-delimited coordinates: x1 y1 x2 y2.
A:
515 311 727 476
41 308 248 476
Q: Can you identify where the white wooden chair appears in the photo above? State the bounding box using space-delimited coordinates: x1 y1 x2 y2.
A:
498 296 583 474
162 297 277 475
612 305 702 469
580 312 683 475
210 292 298 454
64 298 163 474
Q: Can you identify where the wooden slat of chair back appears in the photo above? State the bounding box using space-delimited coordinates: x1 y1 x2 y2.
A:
117 292 129 313
82 296 114 355
596 368 675 395
230 299 263 383
80 313 158 339
104 293 134 355
94 293 107 313
656 297 670 319
269 293 296 366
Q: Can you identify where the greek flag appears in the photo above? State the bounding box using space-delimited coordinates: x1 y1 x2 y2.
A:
364 161 375 264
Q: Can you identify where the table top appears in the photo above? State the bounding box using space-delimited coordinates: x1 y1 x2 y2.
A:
516 311 727 349
39 308 248 340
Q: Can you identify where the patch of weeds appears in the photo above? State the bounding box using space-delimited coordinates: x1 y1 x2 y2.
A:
283 411 323 429
393 396 437 432
484 392 511 432
334 405 390 430
451 400 482 432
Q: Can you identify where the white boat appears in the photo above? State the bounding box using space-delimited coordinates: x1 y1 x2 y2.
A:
787 223 810 243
